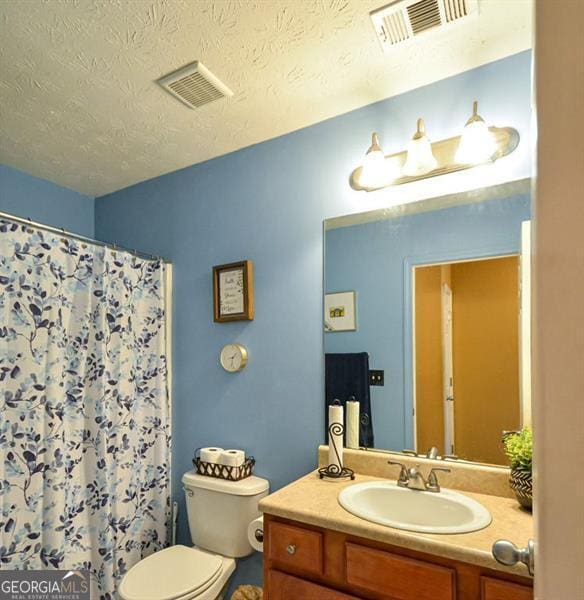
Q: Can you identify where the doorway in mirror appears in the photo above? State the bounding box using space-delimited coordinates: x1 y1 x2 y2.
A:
413 254 526 465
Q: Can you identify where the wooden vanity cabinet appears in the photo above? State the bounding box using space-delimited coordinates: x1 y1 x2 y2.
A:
268 521 324 577
481 577 533 600
269 571 360 600
263 515 533 600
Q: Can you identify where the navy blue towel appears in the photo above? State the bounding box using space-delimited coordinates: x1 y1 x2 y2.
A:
325 352 374 448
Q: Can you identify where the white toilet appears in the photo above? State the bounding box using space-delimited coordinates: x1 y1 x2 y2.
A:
118 470 269 600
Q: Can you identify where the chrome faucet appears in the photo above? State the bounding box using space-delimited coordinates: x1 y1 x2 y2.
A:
388 460 409 487
388 461 451 493
426 466 451 492
425 446 439 460
406 465 429 490
401 447 459 461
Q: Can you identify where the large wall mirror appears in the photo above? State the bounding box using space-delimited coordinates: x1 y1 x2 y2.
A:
324 180 532 467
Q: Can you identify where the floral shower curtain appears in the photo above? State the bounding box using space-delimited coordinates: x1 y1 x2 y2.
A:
0 218 171 599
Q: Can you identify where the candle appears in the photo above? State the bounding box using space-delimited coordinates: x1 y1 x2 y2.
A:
346 400 360 449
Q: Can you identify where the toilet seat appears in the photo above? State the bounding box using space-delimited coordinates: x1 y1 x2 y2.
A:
118 545 224 600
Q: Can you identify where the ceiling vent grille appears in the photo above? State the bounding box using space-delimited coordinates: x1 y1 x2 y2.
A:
370 0 478 51
443 0 469 21
407 0 442 34
158 61 233 109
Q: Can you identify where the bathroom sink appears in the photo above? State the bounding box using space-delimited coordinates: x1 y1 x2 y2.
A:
338 481 492 534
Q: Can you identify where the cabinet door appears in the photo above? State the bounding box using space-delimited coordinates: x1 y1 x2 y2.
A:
346 542 455 600
482 577 533 600
269 570 359 600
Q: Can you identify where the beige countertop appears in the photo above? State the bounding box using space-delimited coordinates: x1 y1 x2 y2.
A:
259 470 533 577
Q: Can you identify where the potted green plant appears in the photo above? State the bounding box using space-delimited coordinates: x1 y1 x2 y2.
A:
503 428 533 510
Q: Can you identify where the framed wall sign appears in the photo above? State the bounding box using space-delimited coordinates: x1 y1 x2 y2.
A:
324 291 357 332
213 260 254 322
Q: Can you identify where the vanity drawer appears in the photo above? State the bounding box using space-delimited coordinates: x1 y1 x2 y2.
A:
267 521 324 576
346 542 455 600
269 570 359 600
481 577 533 600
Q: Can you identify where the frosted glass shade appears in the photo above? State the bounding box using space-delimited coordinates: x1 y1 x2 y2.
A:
403 135 437 177
358 133 398 189
455 119 497 165
359 149 387 188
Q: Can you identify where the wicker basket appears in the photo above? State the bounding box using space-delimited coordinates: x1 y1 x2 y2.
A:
193 452 255 482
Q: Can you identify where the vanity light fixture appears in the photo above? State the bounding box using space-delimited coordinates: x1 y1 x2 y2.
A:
358 133 402 189
455 101 498 165
358 133 393 189
403 118 438 177
350 101 519 192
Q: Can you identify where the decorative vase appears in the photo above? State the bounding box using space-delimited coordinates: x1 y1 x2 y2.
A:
509 468 533 510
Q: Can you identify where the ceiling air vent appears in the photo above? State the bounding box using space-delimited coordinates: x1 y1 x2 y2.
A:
370 0 478 51
157 61 233 109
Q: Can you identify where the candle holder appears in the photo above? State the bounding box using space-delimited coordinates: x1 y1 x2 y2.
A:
318 421 355 480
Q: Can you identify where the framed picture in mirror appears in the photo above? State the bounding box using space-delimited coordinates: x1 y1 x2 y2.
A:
325 291 357 332
213 260 254 322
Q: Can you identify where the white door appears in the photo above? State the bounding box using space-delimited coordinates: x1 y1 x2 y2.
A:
441 281 455 455
519 220 532 428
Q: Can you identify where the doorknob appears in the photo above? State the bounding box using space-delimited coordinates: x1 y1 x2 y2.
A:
492 539 534 575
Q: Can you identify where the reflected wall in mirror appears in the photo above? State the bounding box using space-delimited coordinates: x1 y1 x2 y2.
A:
324 180 532 466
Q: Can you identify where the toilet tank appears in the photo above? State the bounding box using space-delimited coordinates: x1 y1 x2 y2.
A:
182 470 269 558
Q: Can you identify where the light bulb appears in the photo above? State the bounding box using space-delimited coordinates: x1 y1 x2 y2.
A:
455 101 497 165
358 133 396 189
403 118 437 177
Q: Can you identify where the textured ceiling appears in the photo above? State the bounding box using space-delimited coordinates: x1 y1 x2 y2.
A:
0 0 532 197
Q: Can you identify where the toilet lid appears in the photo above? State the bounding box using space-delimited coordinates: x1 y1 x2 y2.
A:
119 545 223 600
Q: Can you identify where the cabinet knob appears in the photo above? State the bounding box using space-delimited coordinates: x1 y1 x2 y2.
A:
492 539 534 575
286 544 296 555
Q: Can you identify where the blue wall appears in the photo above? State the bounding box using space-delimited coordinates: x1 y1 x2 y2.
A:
94 51 532 590
325 194 531 451
0 164 94 236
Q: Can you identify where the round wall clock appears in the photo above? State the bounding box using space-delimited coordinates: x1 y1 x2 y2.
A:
220 343 248 373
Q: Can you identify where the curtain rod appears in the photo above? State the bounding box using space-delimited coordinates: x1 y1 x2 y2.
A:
0 210 171 264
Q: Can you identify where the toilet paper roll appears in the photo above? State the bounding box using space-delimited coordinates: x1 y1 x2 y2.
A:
220 449 246 467
247 516 264 552
328 402 344 472
346 400 360 449
199 447 224 464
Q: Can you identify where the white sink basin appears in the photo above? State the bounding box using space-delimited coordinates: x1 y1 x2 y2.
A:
338 481 492 534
